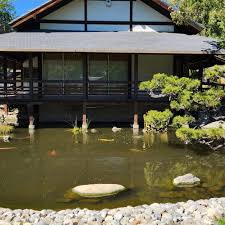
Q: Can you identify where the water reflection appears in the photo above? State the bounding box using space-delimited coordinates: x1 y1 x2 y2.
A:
0 128 224 210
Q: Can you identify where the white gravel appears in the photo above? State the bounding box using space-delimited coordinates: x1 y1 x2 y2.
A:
0 198 224 225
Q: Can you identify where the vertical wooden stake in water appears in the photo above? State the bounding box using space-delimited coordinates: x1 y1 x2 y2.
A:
28 104 35 130
82 102 87 130
82 53 88 130
3 104 8 115
133 54 139 130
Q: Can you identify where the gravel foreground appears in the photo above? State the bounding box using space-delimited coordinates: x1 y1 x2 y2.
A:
0 198 225 225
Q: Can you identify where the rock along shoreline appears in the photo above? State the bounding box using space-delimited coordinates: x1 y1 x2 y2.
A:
0 198 225 225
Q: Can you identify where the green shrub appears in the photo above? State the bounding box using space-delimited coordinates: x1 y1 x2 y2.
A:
217 217 225 225
176 127 225 143
0 125 14 136
172 115 196 129
144 109 173 132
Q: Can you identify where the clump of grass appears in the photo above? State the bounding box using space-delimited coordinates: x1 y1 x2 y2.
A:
0 125 14 136
67 116 82 135
217 218 225 225
69 127 82 135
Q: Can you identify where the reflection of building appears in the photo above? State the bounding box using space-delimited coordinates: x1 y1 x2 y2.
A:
0 0 224 127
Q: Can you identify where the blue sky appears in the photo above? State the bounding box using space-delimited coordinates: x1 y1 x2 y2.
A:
12 0 47 17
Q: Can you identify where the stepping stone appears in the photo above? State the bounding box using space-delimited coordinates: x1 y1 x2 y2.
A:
72 184 126 198
173 173 200 187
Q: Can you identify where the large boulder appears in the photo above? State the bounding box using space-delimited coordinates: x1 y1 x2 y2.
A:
173 174 200 188
202 120 225 130
72 184 126 198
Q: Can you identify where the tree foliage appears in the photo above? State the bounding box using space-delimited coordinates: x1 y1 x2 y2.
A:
140 73 225 112
0 0 15 32
172 115 195 129
144 109 173 132
176 127 225 146
204 65 225 82
169 0 225 42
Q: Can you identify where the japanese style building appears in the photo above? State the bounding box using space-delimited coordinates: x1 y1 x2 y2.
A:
0 0 224 128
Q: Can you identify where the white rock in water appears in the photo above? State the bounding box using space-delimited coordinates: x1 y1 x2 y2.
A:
72 184 126 198
112 127 122 133
173 174 200 187
90 129 98 134
202 120 225 130
3 135 11 142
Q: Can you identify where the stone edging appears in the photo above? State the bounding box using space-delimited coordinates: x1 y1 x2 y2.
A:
0 198 225 225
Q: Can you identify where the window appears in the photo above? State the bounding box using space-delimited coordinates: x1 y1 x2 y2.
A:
43 53 84 80
64 53 83 81
109 54 128 81
89 54 107 82
43 53 129 82
43 53 63 80
89 54 128 82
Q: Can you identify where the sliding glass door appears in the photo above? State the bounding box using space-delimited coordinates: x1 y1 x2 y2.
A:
43 53 83 95
89 54 128 95
43 53 129 96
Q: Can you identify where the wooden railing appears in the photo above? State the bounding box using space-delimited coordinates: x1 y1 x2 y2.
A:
0 79 147 100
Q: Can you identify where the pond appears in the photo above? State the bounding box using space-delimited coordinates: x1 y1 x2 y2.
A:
0 127 225 210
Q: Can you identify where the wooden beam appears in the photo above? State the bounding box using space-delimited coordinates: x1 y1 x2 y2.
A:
128 54 132 99
134 54 138 100
39 19 174 25
20 62 24 93
83 53 88 100
130 0 133 31
199 66 203 91
38 54 42 98
84 0 87 31
28 53 33 98
3 56 7 96
13 61 17 94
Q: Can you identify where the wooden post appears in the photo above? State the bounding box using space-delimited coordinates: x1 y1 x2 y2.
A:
20 62 24 93
28 53 33 99
3 56 7 96
38 54 42 98
133 101 139 130
3 104 8 115
82 53 88 130
13 61 17 95
3 56 8 115
199 66 203 91
129 0 133 31
83 53 88 100
182 56 189 77
27 104 35 130
84 0 87 31
82 102 87 130
128 54 132 99
133 54 139 130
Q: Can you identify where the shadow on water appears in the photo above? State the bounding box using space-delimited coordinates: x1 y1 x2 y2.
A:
0 127 224 210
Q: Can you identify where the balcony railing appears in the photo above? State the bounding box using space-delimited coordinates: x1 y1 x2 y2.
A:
0 80 148 101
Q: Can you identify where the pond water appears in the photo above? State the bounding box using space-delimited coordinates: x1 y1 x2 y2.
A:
0 128 225 210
